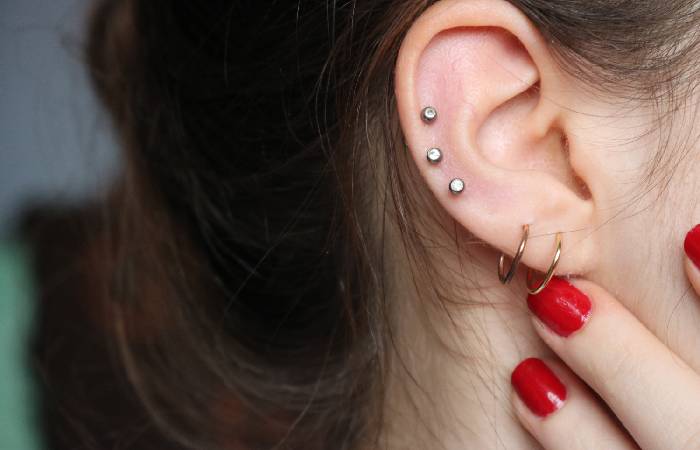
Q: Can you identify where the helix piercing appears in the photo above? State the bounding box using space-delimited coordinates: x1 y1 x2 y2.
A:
426 147 442 164
498 224 529 284
421 106 437 123
526 232 562 295
449 178 465 194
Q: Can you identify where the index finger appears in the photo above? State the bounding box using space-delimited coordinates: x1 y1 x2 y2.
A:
527 277 700 450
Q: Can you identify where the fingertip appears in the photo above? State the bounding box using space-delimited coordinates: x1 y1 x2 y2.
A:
511 357 567 418
526 277 593 338
563 277 618 317
683 224 700 295
683 224 700 269
510 388 539 434
510 358 640 450
509 358 568 445
510 361 543 440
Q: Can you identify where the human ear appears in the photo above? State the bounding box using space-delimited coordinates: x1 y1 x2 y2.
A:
395 0 596 276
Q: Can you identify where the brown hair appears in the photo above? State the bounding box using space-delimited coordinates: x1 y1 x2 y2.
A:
71 0 700 449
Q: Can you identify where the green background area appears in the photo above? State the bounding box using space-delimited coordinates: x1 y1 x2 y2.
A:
0 240 42 450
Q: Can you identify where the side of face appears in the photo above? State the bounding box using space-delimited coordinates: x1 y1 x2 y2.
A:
393 0 700 362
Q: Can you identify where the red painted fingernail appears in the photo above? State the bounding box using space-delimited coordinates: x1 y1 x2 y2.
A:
527 276 591 337
684 224 700 269
511 358 567 417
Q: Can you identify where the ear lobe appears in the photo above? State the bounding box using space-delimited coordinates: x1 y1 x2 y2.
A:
395 0 597 276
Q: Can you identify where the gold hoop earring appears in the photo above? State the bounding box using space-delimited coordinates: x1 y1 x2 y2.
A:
526 232 562 295
498 224 529 284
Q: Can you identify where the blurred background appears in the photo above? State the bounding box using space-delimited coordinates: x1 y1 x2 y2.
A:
1 2 120 449
1 0 120 237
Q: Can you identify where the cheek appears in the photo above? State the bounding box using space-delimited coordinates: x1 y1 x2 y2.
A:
572 96 700 315
564 99 654 213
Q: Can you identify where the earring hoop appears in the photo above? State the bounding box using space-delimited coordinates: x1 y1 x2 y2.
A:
498 224 529 284
526 232 562 295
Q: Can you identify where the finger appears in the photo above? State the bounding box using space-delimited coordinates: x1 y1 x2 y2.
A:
684 257 700 295
683 224 700 294
511 357 638 450
527 277 700 450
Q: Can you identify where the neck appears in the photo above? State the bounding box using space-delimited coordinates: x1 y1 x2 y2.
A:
378 239 543 449
377 224 700 449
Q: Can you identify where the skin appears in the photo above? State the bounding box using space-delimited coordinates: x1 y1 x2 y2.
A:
511 272 700 449
377 0 700 448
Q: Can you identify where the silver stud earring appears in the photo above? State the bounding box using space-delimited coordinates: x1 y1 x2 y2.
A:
449 178 465 194
421 106 437 123
426 147 442 164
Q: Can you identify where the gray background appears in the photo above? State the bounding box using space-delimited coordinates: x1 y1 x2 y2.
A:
0 0 120 237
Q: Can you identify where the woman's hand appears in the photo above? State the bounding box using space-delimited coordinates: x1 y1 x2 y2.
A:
510 227 700 450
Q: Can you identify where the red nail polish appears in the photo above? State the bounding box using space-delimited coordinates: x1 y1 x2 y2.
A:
511 358 567 417
527 276 591 337
684 224 700 269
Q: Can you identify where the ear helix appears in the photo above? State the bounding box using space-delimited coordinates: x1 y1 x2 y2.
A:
419 107 562 291
420 106 561 288
420 105 465 195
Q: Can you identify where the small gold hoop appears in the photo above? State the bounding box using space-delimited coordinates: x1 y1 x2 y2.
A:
526 232 562 295
498 224 529 284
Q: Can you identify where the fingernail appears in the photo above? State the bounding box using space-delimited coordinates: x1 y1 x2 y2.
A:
527 276 591 337
684 224 700 269
511 358 567 417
